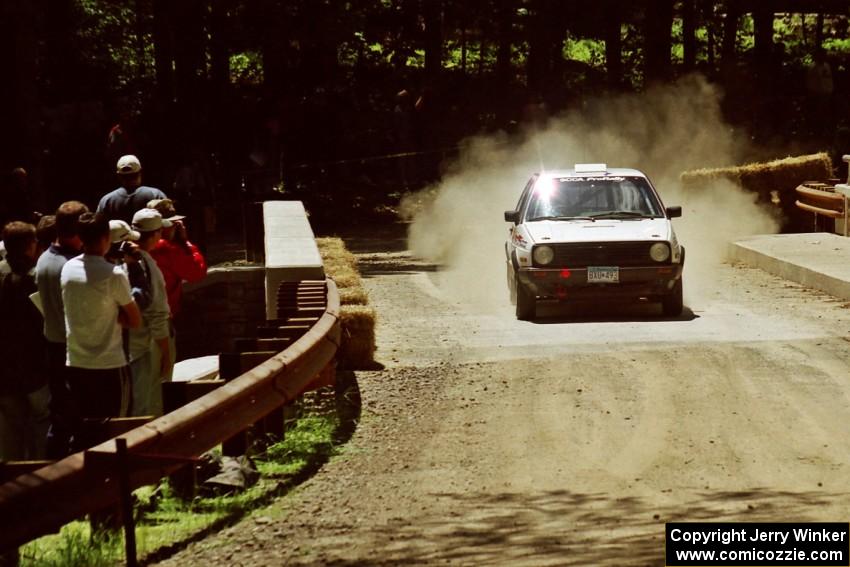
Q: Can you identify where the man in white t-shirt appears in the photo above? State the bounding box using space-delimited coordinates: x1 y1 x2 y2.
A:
60 212 141 443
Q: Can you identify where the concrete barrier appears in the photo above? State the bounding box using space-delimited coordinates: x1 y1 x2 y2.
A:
731 233 850 301
263 201 325 319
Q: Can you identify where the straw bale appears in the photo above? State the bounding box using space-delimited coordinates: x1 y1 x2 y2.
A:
338 305 376 369
316 236 361 287
680 153 833 198
323 253 358 274
339 305 376 330
315 238 376 366
330 271 361 289
339 286 369 305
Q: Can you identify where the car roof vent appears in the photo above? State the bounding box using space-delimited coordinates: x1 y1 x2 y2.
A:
574 163 607 173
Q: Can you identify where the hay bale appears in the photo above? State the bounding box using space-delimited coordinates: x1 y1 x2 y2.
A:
338 305 376 369
680 153 834 231
330 271 361 289
681 152 833 197
339 286 369 305
315 237 376 366
323 255 358 277
316 237 361 288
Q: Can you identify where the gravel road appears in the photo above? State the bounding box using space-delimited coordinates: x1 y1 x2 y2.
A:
155 228 850 566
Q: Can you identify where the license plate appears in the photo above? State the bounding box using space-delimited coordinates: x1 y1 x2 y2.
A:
587 266 619 283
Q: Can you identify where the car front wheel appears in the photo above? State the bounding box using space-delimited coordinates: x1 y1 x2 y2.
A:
662 278 683 317
516 278 535 320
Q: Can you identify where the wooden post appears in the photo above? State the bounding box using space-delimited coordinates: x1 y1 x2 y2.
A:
115 438 137 567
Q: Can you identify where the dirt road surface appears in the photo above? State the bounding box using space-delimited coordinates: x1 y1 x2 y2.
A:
155 230 850 566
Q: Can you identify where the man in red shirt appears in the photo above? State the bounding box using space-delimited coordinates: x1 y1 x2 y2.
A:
146 199 207 377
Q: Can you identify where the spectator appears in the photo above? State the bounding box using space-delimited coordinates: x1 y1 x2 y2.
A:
107 220 150 311
36 214 57 255
1 167 39 226
0 221 50 461
35 200 89 457
61 212 141 446
105 114 135 166
128 208 171 416
147 198 207 379
96 155 167 224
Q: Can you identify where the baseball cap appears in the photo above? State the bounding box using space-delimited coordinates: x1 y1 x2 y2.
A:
132 208 172 232
116 154 142 174
109 220 140 243
147 198 186 221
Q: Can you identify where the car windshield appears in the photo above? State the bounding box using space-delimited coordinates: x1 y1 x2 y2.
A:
525 176 664 221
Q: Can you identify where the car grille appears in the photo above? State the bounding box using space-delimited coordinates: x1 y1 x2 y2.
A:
535 242 667 267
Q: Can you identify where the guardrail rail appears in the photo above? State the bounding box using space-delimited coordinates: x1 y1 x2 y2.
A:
0 278 340 556
794 155 850 236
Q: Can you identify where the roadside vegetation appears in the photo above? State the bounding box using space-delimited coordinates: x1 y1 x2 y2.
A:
19 391 341 567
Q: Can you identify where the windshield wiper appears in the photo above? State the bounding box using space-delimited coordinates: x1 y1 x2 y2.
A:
528 215 596 222
588 211 653 219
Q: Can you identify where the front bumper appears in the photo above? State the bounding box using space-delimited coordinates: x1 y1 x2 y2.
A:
517 264 683 300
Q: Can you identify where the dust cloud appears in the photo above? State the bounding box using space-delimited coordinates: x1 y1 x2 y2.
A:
405 75 780 312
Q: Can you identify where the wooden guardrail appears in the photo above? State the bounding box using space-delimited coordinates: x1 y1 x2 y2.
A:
0 278 340 553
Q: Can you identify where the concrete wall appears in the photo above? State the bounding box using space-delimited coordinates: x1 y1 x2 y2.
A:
263 201 324 319
176 266 266 360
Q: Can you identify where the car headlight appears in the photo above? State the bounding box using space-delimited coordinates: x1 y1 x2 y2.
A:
533 245 555 265
649 242 670 262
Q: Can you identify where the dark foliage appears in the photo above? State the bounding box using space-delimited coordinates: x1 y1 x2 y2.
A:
0 0 848 224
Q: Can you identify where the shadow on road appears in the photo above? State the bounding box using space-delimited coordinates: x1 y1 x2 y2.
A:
533 302 699 324
358 261 440 277
298 488 840 566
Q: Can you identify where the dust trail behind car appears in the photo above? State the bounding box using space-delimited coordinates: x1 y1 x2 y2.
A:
403 75 779 313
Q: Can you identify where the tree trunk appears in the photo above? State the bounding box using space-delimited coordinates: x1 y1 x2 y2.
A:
136 0 147 80
173 0 208 109
210 0 230 95
45 0 77 101
705 0 715 67
496 0 514 84
260 0 286 92
423 0 443 80
721 1 739 65
644 0 674 83
682 0 697 72
153 0 175 107
527 0 556 90
1 0 42 196
461 26 467 74
479 37 486 75
605 4 622 88
753 4 773 72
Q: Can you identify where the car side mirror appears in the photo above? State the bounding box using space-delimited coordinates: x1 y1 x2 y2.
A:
666 206 682 218
504 210 520 223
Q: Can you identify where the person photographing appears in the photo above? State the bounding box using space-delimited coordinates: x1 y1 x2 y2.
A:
147 199 207 379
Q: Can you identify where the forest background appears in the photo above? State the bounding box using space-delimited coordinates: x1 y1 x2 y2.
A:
1 0 849 229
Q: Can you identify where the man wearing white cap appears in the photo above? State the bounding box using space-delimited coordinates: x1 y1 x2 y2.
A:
127 208 172 416
97 155 167 225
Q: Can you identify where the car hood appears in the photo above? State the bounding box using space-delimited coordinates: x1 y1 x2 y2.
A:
525 218 672 243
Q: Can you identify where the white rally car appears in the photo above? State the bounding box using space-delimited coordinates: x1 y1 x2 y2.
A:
504 164 684 320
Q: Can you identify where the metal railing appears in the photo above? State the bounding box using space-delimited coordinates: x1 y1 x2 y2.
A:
794 155 850 236
0 279 340 553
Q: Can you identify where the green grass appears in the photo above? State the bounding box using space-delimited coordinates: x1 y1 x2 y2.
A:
19 396 342 567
